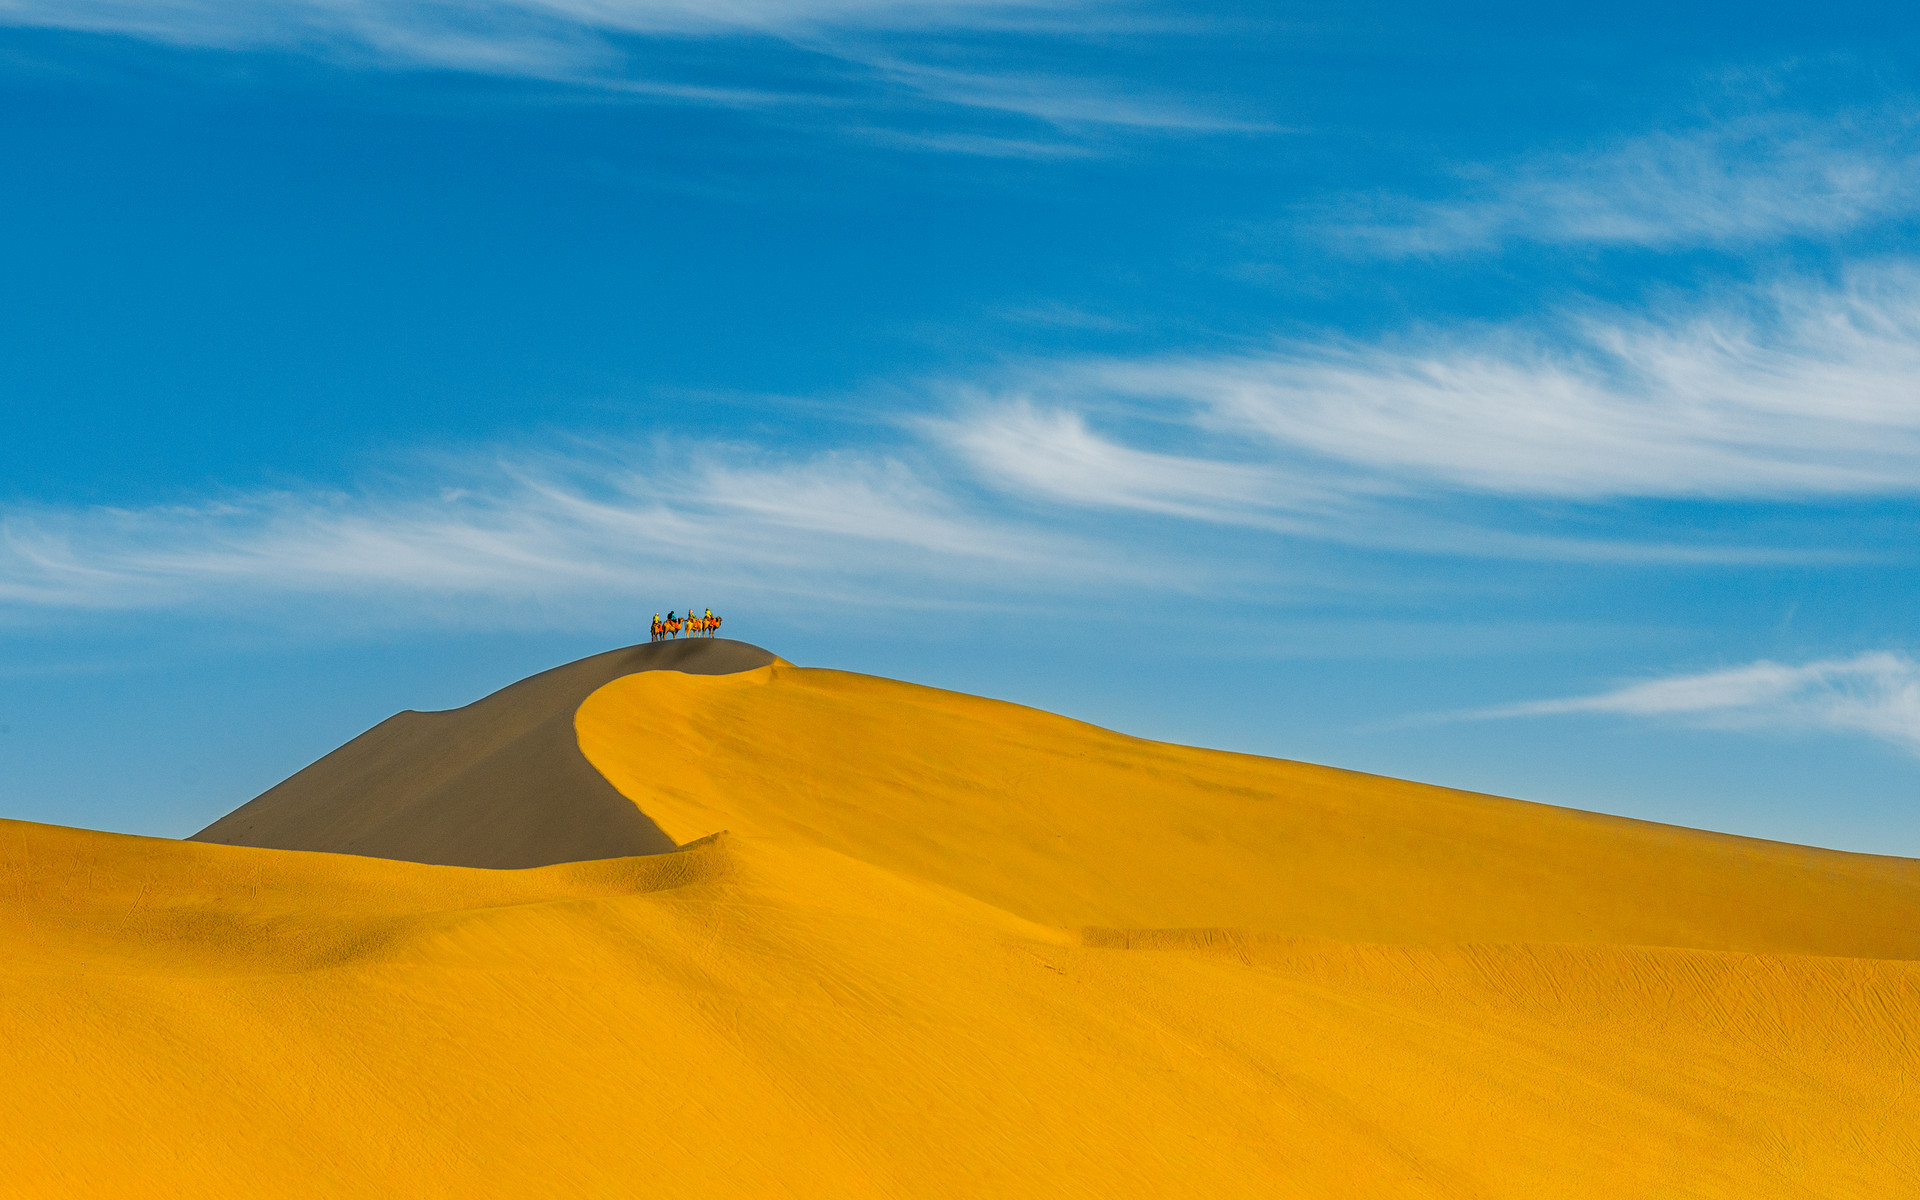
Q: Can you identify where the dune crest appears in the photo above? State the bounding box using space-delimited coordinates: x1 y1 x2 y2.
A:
190 638 775 868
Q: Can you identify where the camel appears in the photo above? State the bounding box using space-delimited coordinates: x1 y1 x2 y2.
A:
650 609 720 641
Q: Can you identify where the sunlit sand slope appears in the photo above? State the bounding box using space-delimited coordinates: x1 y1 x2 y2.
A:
4 657 1918 1196
577 664 1920 957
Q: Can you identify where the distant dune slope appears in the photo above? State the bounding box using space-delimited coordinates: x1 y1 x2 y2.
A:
4 649 1918 1196
191 638 775 868
576 663 1920 957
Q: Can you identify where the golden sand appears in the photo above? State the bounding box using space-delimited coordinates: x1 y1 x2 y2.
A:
4 661 1917 1195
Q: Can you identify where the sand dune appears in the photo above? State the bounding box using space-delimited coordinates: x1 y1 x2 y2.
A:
4 650 1917 1196
576 664 1920 956
190 638 775 867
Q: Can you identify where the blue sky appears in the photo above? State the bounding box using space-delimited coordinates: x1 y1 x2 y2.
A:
5 0 1920 854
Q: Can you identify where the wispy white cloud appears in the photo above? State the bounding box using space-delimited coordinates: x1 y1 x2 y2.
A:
0 442 1110 623
8 262 1920 627
848 126 1100 159
0 0 1249 143
944 262 1920 516
0 0 1069 56
936 401 1338 523
1328 110 1920 256
857 53 1268 133
1466 651 1920 755
934 398 1847 565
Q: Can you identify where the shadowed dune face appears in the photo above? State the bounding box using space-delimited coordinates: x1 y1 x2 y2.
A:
189 638 775 868
6 648 1920 1195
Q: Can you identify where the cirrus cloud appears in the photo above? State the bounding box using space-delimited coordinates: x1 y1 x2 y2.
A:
0 0 1247 148
949 261 1920 512
0 441 1112 625
1325 108 1920 257
1466 651 1920 756
7 263 1920 629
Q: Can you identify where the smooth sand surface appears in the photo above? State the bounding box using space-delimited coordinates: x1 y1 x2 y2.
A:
579 664 1920 956
190 638 775 867
4 657 1917 1196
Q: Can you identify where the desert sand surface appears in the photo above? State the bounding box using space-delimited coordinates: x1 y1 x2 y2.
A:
4 650 1918 1196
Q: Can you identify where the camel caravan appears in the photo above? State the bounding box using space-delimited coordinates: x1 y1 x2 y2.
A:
651 609 722 641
